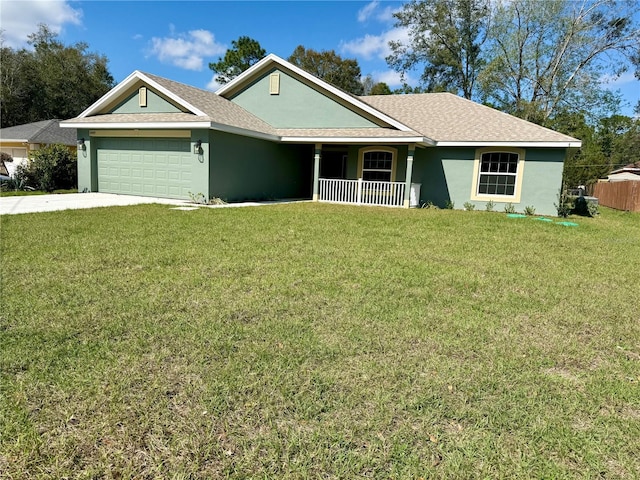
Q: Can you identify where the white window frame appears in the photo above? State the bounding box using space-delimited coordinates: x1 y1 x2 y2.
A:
470 147 526 202
358 146 397 182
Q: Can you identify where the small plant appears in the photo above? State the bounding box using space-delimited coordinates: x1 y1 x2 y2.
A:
421 201 439 209
463 202 476 211
503 203 516 214
485 200 495 212
445 200 455 210
0 176 34 192
555 191 572 218
523 205 536 216
188 192 227 205
189 192 209 204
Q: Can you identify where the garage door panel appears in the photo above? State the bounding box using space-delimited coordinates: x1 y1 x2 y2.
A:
97 137 193 199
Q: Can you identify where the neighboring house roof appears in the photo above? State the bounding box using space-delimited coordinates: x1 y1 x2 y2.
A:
0 119 77 146
359 93 580 146
609 161 640 175
62 54 581 148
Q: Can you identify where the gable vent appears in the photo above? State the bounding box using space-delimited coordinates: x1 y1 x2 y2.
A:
139 87 147 107
269 73 280 95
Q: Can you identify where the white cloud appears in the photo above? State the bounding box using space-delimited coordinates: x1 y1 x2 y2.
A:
372 69 417 87
376 5 399 22
206 75 222 91
0 0 82 47
149 29 226 71
357 1 380 22
341 27 409 60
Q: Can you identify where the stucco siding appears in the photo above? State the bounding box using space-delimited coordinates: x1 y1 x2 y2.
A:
209 130 312 202
110 88 183 114
229 68 378 129
414 147 565 215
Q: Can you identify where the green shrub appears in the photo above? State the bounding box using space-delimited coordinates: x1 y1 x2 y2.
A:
524 205 536 216
485 200 495 212
445 200 455 210
16 144 77 192
555 192 573 218
463 202 475 211
503 203 516 214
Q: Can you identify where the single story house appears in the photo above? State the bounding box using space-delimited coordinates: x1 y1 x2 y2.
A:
0 120 78 177
61 54 581 215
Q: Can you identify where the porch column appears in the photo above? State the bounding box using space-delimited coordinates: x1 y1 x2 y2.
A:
403 145 415 208
312 143 322 201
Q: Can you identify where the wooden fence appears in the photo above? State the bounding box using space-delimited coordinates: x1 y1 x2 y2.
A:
592 181 640 212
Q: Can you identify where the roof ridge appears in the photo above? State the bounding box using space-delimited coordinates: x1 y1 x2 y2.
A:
31 119 59 139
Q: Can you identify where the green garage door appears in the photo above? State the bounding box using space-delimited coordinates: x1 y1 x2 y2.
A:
97 137 194 199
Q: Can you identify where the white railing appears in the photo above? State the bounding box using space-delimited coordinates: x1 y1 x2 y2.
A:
319 178 406 207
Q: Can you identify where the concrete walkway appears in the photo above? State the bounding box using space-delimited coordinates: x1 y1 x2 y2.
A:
0 193 192 215
0 193 309 215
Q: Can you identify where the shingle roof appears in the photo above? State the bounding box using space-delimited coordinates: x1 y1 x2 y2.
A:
142 73 277 136
0 119 77 146
276 127 422 139
359 93 580 144
63 65 580 146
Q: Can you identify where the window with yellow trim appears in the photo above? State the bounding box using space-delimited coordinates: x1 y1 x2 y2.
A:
477 151 519 196
470 148 525 203
359 148 397 182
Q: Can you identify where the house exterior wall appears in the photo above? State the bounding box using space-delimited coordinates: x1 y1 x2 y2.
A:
413 147 565 215
110 88 183 114
209 130 312 202
229 68 378 129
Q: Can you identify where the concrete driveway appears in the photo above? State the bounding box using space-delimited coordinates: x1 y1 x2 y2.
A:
0 193 192 215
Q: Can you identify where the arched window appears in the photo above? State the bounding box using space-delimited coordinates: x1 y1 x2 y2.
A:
359 147 397 182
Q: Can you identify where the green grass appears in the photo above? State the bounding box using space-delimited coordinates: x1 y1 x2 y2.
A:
1 204 639 478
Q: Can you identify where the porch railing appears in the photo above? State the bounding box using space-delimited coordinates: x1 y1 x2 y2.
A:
319 178 406 207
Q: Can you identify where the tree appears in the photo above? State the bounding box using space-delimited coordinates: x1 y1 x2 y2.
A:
387 0 490 99
361 74 392 95
288 46 364 95
548 111 640 187
479 0 640 123
209 36 266 85
0 25 114 128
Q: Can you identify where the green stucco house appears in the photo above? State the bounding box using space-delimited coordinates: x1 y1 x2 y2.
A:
61 54 581 215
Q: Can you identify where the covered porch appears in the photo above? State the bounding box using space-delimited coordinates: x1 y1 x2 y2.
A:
309 142 422 208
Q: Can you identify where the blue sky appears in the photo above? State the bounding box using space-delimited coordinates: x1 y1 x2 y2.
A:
1 0 638 116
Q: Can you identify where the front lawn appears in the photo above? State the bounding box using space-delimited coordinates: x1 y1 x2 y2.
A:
1 204 638 478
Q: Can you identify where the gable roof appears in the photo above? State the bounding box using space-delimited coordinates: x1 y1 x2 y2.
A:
64 71 278 140
62 55 580 148
216 54 414 133
0 119 77 146
359 93 581 147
